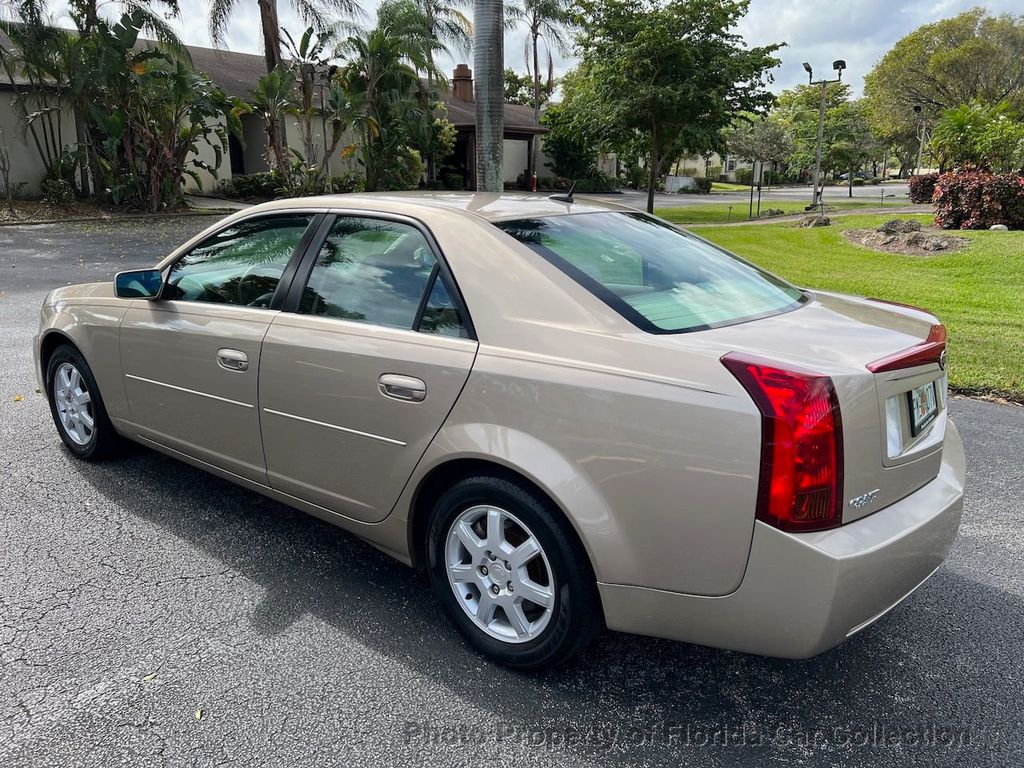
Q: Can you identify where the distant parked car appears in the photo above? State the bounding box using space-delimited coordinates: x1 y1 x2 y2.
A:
837 171 872 181
35 193 964 669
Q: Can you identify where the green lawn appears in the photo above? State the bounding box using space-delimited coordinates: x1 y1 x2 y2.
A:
689 214 1024 401
655 200 881 225
710 181 750 192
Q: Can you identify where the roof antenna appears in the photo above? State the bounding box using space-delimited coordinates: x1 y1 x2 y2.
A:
549 180 576 204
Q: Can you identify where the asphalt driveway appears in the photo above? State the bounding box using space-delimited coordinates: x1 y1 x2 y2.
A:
1 216 1022 767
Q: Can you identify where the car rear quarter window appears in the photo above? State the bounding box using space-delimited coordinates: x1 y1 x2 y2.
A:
495 212 806 333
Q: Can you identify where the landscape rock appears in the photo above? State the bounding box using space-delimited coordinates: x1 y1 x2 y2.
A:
800 215 831 227
877 218 922 234
990 224 1009 231
843 226 967 256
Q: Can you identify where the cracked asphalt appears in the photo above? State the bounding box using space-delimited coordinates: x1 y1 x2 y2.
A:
1 216 1023 767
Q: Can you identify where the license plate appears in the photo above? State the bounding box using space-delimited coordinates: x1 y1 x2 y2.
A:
908 381 938 436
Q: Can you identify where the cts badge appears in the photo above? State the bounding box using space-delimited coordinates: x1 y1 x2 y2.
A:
849 489 881 510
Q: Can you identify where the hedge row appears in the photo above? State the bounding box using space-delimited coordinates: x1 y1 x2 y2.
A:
933 171 1024 230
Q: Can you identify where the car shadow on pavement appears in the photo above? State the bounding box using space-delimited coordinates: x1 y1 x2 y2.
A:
71 446 1013 767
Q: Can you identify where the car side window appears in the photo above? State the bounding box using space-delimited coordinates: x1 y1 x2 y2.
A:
418 271 469 338
164 214 314 307
299 217 440 330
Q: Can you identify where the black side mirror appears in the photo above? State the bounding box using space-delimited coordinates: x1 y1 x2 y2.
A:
115 269 163 299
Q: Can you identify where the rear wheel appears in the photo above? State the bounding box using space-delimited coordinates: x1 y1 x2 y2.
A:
46 344 123 460
426 475 602 670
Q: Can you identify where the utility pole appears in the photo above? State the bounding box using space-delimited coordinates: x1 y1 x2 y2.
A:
913 104 926 176
803 59 846 210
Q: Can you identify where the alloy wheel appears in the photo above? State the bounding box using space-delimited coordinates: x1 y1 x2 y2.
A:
53 362 94 446
445 505 556 643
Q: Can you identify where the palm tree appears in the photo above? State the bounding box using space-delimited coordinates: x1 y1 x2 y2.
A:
208 0 361 73
473 0 503 192
514 0 569 177
415 0 472 75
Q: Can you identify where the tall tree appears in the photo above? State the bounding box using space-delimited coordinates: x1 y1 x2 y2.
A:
208 0 360 73
569 0 780 212
473 0 503 191
415 0 473 74
511 0 569 176
864 9 1024 162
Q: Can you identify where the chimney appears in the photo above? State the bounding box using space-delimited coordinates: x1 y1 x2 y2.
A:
452 64 473 102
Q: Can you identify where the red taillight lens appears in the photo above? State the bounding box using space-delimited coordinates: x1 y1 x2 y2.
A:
722 353 844 533
866 323 947 373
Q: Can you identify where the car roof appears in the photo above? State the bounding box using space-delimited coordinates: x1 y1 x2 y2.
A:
247 191 638 222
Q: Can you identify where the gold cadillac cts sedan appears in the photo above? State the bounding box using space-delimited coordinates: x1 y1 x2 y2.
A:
35 193 965 669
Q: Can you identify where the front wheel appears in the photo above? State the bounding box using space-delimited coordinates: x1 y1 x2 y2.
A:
46 344 123 460
426 475 602 670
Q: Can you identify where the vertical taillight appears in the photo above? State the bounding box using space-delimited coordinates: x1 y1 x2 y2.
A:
722 353 844 533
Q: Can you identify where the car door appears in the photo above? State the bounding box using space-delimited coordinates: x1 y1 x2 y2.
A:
119 212 321 483
258 213 478 523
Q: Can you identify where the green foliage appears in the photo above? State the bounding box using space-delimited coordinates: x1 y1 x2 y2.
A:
217 171 283 199
930 103 1024 172
338 0 442 191
443 172 464 190
734 167 753 185
773 85 878 177
330 171 365 193
725 118 794 164
864 9 1024 177
504 68 537 105
541 101 599 180
84 12 245 210
40 177 74 205
567 0 781 211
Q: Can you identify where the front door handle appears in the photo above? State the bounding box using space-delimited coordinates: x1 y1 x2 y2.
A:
379 374 426 402
217 348 249 372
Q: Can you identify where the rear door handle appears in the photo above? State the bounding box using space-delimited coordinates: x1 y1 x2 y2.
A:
379 374 427 402
217 348 249 372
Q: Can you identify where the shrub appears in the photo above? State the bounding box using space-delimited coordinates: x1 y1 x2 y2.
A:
222 171 282 199
734 167 754 185
40 177 74 206
909 173 939 204
443 173 464 190
330 172 364 194
869 177 882 185
707 165 722 181
852 178 865 187
933 171 1024 229
693 177 713 194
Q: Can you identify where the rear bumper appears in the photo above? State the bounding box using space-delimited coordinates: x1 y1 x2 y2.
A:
598 420 965 659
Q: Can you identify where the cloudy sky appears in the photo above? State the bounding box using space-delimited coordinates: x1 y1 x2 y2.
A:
50 0 1024 96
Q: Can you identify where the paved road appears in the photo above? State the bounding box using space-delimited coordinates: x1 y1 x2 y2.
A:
1 217 1021 767
590 182 911 209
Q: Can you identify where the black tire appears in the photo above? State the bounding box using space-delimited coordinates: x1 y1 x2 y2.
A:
45 344 124 460
426 474 602 670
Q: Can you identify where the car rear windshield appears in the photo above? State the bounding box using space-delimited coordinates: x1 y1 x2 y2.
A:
495 212 806 333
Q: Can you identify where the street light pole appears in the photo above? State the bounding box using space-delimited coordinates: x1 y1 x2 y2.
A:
803 60 846 209
913 104 926 176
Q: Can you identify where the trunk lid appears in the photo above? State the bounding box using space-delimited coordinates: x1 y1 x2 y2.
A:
698 291 948 523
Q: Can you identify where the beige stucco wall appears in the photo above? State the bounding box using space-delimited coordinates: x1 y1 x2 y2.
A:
183 114 232 193
0 91 76 196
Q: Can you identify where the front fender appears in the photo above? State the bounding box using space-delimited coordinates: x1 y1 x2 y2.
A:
36 284 131 421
